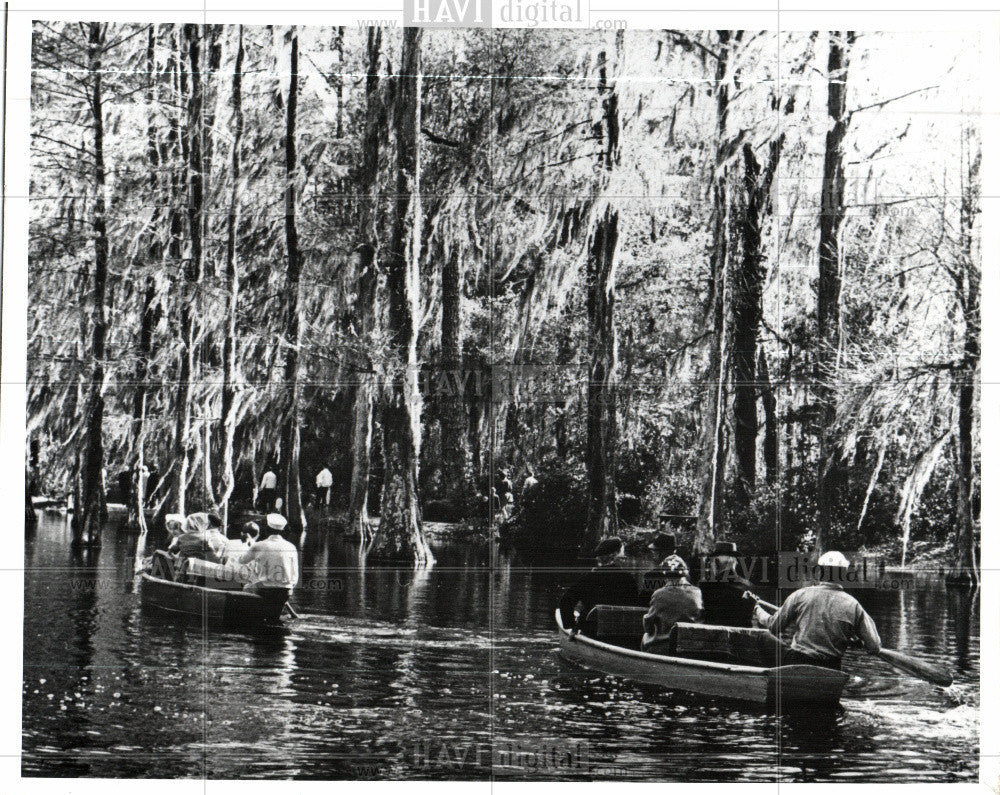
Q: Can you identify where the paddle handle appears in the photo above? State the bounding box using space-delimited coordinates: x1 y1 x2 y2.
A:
742 590 779 614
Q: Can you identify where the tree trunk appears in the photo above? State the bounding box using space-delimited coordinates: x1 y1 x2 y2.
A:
79 21 109 548
694 30 734 555
282 28 306 540
583 35 623 551
372 27 433 566
440 245 471 508
731 117 786 511
758 346 778 486
815 31 854 553
349 28 383 546
171 24 201 515
130 24 159 535
219 25 244 533
954 131 980 583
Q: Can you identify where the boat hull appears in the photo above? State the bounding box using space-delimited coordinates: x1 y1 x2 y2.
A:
139 573 287 627
556 610 846 706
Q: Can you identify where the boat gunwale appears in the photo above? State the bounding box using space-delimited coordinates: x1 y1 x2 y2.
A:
140 571 267 603
554 608 847 684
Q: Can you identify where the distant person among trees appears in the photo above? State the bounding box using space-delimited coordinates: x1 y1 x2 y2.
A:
258 468 278 513
698 541 756 627
315 466 333 513
754 551 882 671
520 468 539 502
558 537 642 631
498 469 514 499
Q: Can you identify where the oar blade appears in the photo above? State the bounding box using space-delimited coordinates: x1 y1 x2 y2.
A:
878 648 953 687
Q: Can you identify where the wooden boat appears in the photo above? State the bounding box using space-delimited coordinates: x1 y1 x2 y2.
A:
555 608 848 706
139 552 289 627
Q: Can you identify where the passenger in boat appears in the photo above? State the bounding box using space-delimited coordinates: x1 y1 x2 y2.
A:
640 532 689 598
558 537 642 632
698 541 757 627
223 521 259 561
171 512 228 564
164 513 186 543
753 551 881 670
641 558 702 651
239 513 300 596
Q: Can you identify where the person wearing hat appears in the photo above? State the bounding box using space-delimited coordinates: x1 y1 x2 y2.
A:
699 541 757 627
169 512 228 564
557 537 642 632
641 557 703 652
239 513 300 597
164 513 186 541
753 551 881 670
640 533 689 597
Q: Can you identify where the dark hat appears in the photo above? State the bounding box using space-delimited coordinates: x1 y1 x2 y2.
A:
648 532 677 555
593 537 624 558
708 541 738 557
207 511 223 529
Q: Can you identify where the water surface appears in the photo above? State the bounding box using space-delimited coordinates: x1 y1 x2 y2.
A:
22 512 979 780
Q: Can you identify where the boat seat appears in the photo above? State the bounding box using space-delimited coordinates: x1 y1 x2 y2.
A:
584 605 647 647
182 557 252 590
670 622 784 667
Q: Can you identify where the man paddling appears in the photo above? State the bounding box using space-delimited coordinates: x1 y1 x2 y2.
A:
754 551 881 670
558 537 642 631
240 513 300 603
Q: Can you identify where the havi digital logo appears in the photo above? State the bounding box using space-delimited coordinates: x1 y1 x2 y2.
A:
404 0 491 27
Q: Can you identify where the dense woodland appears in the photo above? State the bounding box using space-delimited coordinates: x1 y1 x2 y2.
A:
27 24 980 577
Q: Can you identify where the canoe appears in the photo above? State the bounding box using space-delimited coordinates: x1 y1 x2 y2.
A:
555 608 847 706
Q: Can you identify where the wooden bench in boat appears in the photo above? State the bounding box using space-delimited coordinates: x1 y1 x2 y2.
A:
584 605 784 667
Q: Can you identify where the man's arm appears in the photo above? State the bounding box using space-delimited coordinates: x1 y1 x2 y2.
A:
855 606 882 653
239 545 259 565
763 591 799 636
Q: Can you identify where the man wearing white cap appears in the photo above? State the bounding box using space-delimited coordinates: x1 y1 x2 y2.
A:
239 513 300 595
754 551 881 670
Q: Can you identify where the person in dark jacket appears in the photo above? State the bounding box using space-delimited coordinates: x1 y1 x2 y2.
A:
558 537 641 630
699 541 756 627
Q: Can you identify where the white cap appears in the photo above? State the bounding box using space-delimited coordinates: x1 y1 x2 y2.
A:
266 513 288 532
817 551 850 568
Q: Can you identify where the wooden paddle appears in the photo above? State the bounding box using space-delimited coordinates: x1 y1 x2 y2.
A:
283 602 300 620
741 590 953 687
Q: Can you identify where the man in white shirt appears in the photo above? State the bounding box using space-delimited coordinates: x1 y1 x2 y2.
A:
240 513 300 595
258 469 278 513
315 466 333 514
